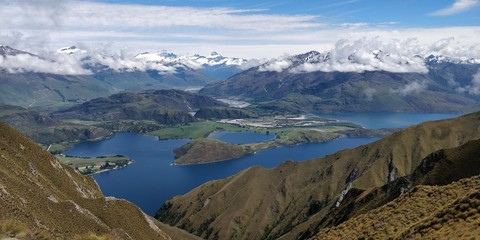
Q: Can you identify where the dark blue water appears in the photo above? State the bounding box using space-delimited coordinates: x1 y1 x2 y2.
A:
67 133 378 214
208 130 276 144
66 112 458 215
317 112 459 129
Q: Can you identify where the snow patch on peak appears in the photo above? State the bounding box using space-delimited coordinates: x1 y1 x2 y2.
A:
136 51 247 67
57 46 87 54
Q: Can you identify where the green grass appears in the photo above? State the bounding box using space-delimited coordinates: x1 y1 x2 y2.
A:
56 155 130 167
60 119 105 125
149 121 252 139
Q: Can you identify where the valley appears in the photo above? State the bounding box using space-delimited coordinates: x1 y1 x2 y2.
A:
1 13 480 239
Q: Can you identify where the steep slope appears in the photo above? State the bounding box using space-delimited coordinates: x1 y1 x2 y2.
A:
296 137 480 239
311 175 480 240
155 111 480 240
55 89 226 124
200 52 480 113
0 121 199 239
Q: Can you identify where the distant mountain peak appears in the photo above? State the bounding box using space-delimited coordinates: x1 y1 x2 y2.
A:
135 50 247 67
0 45 36 57
57 46 86 54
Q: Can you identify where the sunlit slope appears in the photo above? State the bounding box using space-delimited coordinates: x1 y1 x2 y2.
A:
0 121 199 240
155 112 480 240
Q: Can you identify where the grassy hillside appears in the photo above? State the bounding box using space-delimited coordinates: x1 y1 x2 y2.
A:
0 121 199 239
311 176 480 240
55 89 225 124
174 139 249 165
155 111 480 240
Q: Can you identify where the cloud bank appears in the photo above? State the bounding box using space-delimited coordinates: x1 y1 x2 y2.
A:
258 38 480 74
457 71 480 95
0 0 479 59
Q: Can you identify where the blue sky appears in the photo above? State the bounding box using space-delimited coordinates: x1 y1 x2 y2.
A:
97 0 480 27
0 0 479 58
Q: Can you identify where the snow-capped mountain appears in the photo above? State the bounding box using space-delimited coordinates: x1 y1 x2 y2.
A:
0 45 36 57
135 51 247 67
424 54 480 65
257 49 480 74
57 46 87 54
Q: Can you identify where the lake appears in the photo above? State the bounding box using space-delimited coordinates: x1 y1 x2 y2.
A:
66 112 458 215
317 112 459 129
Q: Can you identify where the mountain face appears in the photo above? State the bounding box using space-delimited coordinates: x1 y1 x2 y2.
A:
0 121 200 239
155 112 480 240
200 51 480 113
0 46 248 108
54 89 226 124
0 45 36 57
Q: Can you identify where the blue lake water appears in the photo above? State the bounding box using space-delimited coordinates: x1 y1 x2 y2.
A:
67 133 378 215
317 112 459 129
208 130 276 144
66 112 458 215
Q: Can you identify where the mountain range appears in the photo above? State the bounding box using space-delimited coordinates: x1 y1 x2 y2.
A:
0 45 247 108
200 50 480 113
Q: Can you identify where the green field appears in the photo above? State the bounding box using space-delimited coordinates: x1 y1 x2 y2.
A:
149 121 256 139
56 155 131 167
59 119 105 125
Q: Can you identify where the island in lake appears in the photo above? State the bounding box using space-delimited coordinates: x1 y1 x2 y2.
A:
172 115 395 164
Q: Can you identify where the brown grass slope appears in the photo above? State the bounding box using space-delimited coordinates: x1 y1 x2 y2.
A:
299 137 480 239
311 175 480 240
155 111 480 240
0 121 199 240
174 139 249 165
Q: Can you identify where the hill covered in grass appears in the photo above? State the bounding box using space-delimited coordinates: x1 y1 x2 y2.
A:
55 89 226 124
0 121 199 239
155 111 480 240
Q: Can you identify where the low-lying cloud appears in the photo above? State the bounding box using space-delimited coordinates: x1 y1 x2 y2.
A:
259 57 292 72
391 80 428 96
291 38 431 73
256 38 480 74
0 52 89 75
457 71 480 95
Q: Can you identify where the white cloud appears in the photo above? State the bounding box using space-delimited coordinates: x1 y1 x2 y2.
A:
291 38 429 73
258 56 292 72
0 52 89 75
430 0 479 16
364 88 376 101
0 0 322 32
391 81 428 96
0 1 479 59
457 71 480 95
